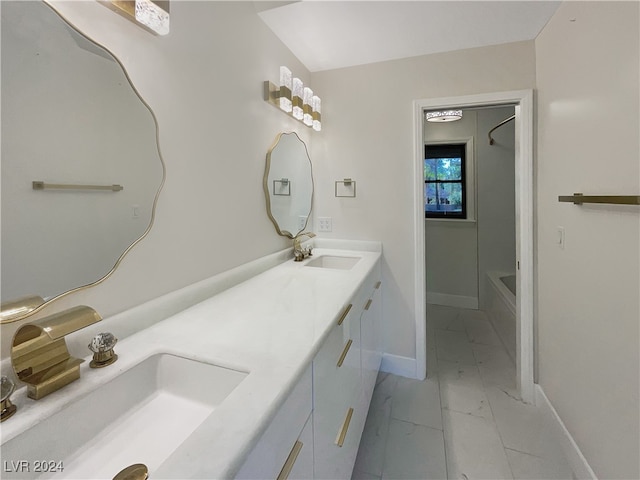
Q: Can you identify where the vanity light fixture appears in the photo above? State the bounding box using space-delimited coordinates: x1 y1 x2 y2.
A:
312 95 322 132
279 67 293 113
264 67 322 131
303 87 314 127
292 78 304 120
425 110 463 122
104 0 170 36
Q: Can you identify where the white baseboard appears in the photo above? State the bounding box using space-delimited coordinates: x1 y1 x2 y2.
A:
535 385 597 480
427 292 478 309
380 353 417 378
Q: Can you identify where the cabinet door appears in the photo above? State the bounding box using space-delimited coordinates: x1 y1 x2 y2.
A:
313 304 362 480
284 415 313 480
235 368 312 479
360 282 382 404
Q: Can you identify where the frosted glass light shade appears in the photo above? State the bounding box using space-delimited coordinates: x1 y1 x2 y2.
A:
292 78 304 120
303 87 313 126
135 0 169 35
279 66 292 113
312 96 321 132
425 110 463 122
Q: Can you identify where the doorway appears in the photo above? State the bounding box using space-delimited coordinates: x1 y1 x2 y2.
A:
412 91 535 404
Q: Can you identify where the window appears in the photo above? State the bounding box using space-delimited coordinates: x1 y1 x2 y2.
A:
424 143 466 219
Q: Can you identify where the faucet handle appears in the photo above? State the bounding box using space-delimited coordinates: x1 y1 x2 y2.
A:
1 376 17 422
88 332 118 368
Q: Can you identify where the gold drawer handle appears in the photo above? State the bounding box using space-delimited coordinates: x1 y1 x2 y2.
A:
335 407 354 447
336 339 353 367
337 304 352 326
276 440 304 480
375 281 381 289
364 299 373 311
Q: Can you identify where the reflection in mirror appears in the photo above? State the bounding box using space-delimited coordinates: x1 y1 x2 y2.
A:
263 132 313 238
0 1 165 322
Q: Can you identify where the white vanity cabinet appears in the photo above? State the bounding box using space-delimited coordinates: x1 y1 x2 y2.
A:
235 367 313 480
360 279 383 405
236 257 382 480
312 262 382 480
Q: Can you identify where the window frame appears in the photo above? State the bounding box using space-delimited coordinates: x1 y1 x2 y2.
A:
424 143 467 219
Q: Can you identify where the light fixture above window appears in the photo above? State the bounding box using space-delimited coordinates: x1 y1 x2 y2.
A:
103 0 170 36
425 110 463 122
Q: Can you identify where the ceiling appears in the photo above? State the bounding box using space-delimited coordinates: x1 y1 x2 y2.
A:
258 1 561 72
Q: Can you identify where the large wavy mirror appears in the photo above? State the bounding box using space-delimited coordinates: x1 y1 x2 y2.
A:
264 132 313 238
0 1 165 322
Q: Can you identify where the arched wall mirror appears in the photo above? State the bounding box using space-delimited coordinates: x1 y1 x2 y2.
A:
263 132 314 239
0 1 166 322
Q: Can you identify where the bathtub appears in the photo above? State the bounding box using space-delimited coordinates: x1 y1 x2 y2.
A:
486 271 516 364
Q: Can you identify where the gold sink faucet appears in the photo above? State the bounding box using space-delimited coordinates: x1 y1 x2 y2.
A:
293 232 316 262
11 306 102 400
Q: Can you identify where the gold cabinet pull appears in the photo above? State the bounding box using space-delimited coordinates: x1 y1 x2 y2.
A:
335 407 354 447
276 440 304 480
364 299 373 311
375 281 381 289
336 339 353 367
337 304 352 326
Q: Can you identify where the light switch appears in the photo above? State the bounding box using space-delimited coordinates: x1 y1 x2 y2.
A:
557 226 565 249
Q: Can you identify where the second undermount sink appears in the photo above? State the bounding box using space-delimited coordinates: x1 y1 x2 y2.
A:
1 354 248 479
306 255 361 270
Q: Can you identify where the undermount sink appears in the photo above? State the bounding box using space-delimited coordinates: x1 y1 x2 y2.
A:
1 354 247 479
306 255 361 270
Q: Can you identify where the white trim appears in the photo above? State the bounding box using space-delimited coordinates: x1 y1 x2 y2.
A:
535 385 597 480
413 90 535 403
380 353 417 378
427 292 478 310
413 102 427 381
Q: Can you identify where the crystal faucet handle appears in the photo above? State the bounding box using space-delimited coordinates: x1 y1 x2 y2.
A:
88 332 118 368
1 376 15 402
88 332 117 353
1 376 17 422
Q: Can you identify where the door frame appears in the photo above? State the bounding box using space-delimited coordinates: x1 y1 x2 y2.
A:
413 90 535 404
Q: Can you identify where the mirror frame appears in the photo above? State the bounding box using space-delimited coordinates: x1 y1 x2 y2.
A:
263 132 314 239
0 2 166 323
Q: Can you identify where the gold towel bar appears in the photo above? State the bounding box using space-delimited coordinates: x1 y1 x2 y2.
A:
33 181 123 192
558 193 640 205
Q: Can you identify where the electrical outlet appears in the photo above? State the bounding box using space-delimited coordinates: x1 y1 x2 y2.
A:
318 217 332 232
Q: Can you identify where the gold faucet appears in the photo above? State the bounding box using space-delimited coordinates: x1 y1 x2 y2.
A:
293 232 316 261
11 306 102 400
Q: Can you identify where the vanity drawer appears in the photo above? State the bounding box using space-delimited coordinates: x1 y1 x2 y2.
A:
314 310 361 402
235 367 312 480
312 306 363 480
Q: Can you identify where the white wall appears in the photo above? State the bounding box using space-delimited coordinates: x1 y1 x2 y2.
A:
476 107 516 310
311 42 535 363
0 1 312 356
425 112 479 308
535 2 639 478
424 106 515 311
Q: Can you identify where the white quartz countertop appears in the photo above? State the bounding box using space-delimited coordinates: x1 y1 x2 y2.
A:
1 245 381 479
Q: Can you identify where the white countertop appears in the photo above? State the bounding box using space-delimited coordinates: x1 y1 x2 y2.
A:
1 245 381 479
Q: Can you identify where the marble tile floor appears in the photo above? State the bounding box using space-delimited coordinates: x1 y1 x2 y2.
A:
351 304 574 480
